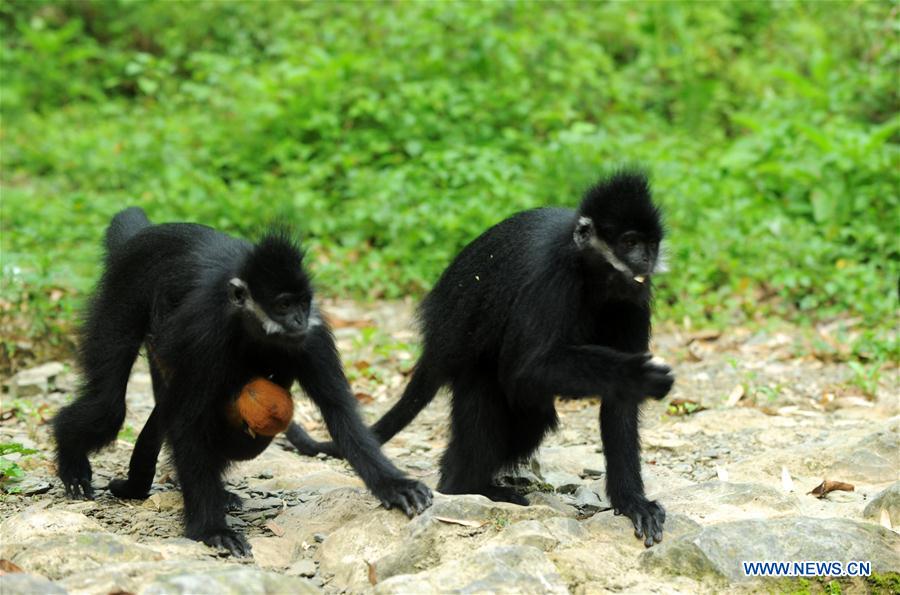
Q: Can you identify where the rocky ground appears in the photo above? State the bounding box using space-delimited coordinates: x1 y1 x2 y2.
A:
1 300 898 594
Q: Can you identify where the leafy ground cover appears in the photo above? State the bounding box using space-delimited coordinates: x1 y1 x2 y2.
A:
1 1 897 370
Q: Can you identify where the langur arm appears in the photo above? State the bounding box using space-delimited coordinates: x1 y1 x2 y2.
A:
294 327 432 516
507 345 673 403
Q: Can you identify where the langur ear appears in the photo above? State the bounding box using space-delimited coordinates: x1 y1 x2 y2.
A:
228 278 250 306
574 216 595 250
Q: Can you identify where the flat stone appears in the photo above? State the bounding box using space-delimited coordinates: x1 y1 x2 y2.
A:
142 565 320 595
573 486 609 513
828 430 900 483
2 533 162 580
492 517 587 551
585 510 701 546
525 492 577 517
12 478 52 496
542 470 582 494
863 482 900 527
664 481 800 524
286 559 318 578
316 493 564 590
0 573 67 595
641 517 900 582
248 536 299 570
375 545 567 594
5 362 66 397
1 509 104 543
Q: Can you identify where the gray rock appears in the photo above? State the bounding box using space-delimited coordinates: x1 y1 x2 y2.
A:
573 485 610 513
10 478 52 496
500 462 542 488
248 536 300 570
585 510 701 545
317 493 564 590
3 533 162 580
375 545 567 594
276 487 379 545
641 517 900 582
492 517 587 551
664 481 800 524
0 573 68 595
4 362 65 397
60 561 213 594
141 566 320 595
491 520 559 551
525 492 578 517
1 509 105 544
425 493 560 523
286 559 318 578
669 481 798 509
829 430 900 483
537 445 604 477
542 470 582 494
673 463 693 474
241 496 284 512
863 481 900 526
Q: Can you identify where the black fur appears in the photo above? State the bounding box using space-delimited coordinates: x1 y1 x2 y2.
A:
288 170 673 546
53 208 432 557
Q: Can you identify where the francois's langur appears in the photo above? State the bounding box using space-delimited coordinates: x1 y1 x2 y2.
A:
288 171 673 547
53 208 432 557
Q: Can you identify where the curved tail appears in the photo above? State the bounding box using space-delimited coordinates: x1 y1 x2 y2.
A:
106 207 151 257
286 361 444 459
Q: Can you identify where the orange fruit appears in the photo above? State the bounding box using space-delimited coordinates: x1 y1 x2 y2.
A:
234 378 294 436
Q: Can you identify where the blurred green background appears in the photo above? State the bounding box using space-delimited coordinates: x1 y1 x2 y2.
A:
1 0 897 370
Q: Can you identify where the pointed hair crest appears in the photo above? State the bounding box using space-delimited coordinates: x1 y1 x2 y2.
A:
240 229 310 296
578 170 663 240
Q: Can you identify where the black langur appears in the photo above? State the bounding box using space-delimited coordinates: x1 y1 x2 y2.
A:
287 171 674 547
53 208 432 557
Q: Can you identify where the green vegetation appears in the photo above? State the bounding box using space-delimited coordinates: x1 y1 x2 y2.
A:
2 1 897 368
0 442 38 493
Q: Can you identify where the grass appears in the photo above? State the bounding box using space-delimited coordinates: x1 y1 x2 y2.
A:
1 1 897 371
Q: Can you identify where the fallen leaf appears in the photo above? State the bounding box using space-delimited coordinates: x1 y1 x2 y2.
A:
781 466 794 492
354 392 374 404
265 520 285 537
724 384 745 407
687 330 721 342
325 313 374 329
353 360 371 371
366 560 378 585
807 479 855 499
433 516 487 528
0 559 23 574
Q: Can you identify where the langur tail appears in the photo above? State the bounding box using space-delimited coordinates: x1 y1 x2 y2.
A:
286 362 444 460
285 422 343 458
370 363 443 443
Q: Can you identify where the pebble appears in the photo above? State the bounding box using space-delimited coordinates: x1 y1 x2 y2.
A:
573 486 606 512
286 559 318 578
